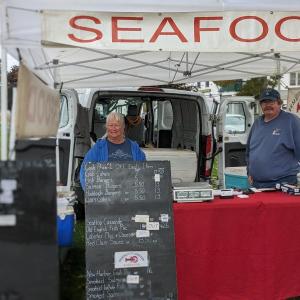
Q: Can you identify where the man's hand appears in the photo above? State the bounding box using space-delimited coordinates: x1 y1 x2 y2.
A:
248 175 253 185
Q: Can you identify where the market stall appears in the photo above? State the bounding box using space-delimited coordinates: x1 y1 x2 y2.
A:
1 1 300 299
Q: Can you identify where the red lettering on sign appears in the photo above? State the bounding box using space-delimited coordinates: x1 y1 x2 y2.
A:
230 16 268 42
194 16 223 42
150 17 188 43
111 16 144 42
275 16 300 42
68 16 102 43
64 13 300 47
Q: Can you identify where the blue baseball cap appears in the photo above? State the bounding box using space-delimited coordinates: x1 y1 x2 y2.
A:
258 88 281 102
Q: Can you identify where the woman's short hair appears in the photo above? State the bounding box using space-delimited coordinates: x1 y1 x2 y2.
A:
106 111 125 128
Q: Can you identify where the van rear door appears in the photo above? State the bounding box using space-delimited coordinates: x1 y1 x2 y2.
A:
216 96 257 188
57 89 79 190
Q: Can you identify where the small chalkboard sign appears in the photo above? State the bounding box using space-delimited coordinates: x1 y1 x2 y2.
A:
0 160 58 300
85 161 177 300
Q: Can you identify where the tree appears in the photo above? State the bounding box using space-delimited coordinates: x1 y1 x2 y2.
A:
213 80 237 89
237 76 279 98
237 77 268 97
7 65 19 87
215 76 280 98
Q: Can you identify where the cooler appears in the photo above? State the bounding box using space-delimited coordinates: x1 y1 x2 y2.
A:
225 166 249 189
57 197 75 247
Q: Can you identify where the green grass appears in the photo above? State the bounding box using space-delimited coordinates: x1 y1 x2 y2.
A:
60 220 86 300
211 156 219 188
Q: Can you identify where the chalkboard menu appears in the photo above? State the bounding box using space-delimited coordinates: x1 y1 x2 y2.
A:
85 161 177 300
0 160 58 300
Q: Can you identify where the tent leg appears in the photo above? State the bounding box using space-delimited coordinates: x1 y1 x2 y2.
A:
1 46 8 161
275 53 281 92
9 88 16 160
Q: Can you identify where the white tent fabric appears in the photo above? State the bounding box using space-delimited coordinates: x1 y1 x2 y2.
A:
4 0 300 12
2 0 300 88
14 48 300 88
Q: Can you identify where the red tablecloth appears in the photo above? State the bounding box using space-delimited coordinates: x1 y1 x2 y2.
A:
174 192 300 300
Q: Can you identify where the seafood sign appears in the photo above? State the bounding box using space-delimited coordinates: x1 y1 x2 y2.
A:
42 10 300 52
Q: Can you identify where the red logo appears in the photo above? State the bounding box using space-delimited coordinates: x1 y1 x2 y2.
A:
125 256 138 263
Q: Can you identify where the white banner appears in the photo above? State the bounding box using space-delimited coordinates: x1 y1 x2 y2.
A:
287 88 300 116
42 10 300 52
15 64 60 139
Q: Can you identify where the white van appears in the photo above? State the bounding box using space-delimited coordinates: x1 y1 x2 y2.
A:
57 88 257 212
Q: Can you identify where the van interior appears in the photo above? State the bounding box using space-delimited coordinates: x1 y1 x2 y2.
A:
84 90 212 185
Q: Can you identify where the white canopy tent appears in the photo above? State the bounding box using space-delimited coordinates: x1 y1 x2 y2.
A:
2 0 300 88
1 0 300 158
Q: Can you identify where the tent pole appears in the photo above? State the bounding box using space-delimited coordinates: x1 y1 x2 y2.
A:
276 54 281 92
9 87 16 160
1 46 8 161
1 3 8 161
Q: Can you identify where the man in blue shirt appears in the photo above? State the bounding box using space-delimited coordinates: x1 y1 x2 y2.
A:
246 88 300 188
80 111 146 190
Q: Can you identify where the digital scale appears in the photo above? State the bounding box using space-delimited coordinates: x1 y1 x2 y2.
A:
173 182 214 202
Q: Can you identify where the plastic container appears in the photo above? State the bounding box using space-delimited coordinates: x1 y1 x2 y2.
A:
225 166 249 189
57 206 75 247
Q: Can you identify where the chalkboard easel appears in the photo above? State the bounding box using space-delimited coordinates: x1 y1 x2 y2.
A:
85 161 177 300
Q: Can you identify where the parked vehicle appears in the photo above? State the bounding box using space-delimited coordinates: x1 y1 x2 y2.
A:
225 114 246 133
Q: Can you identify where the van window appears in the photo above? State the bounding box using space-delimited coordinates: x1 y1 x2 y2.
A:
93 97 144 140
225 102 246 133
59 95 69 128
94 97 143 121
153 100 173 131
94 103 108 121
